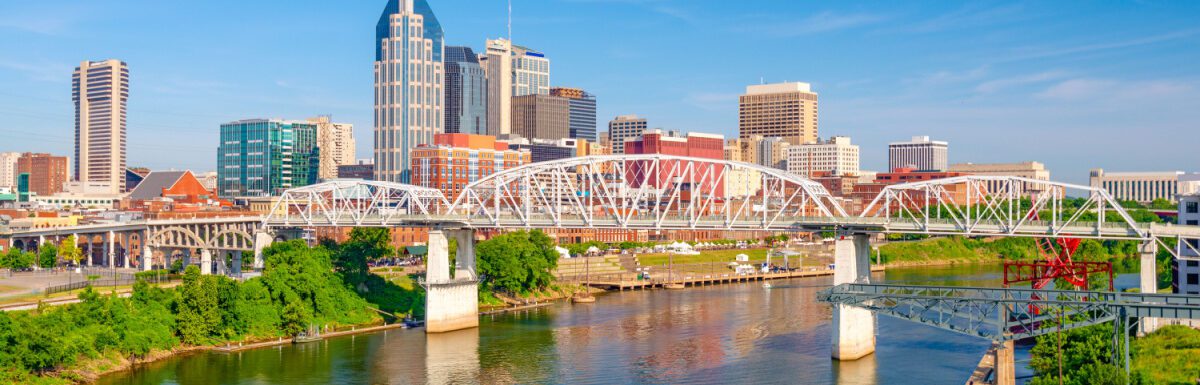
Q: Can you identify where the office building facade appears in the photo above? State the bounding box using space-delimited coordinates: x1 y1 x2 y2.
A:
374 0 444 183
739 82 818 146
1089 169 1185 204
786 136 860 177
16 153 69 197
505 136 578 163
445 45 488 135
338 160 376 180
949 161 1051 194
73 59 129 194
511 94 570 140
607 115 647 155
307 115 355 180
217 119 319 198
551 87 597 141
0 152 19 189
889 136 949 172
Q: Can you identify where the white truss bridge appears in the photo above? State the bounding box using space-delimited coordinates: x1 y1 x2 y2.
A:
8 155 1200 257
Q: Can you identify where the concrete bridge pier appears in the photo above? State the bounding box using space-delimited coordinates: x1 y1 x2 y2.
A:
252 232 273 269
423 229 479 333
200 249 213 275
142 245 153 271
832 233 876 360
994 340 1016 385
1139 240 1159 334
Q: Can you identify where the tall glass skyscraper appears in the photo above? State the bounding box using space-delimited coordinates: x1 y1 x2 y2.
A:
374 0 444 183
444 46 487 135
217 119 319 198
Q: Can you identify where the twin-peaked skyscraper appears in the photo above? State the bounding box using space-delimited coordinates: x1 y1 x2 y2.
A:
374 0 444 183
374 1 595 183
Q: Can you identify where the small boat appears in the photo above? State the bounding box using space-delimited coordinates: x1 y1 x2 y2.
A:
293 324 323 344
572 294 596 303
762 282 772 289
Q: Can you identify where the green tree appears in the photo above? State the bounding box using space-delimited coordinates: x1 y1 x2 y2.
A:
1147 198 1175 210
37 243 57 269
476 230 559 294
175 266 220 344
58 236 83 266
333 228 394 290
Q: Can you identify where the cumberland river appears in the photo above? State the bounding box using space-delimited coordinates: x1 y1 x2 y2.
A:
99 264 1135 385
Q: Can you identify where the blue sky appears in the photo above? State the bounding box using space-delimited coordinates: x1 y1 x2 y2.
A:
1 1 1198 185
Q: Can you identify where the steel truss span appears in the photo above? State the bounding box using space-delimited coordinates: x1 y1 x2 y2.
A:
860 175 1149 239
446 155 848 230
818 283 1200 341
264 179 450 227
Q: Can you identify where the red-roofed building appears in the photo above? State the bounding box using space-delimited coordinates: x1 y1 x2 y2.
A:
123 171 231 215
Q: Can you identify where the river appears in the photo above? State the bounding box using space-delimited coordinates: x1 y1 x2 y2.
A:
96 264 1141 385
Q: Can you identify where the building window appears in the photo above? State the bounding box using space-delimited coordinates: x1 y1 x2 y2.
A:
1189 273 1200 286
1188 202 1199 214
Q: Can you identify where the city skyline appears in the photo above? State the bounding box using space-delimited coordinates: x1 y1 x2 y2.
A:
1 1 1199 185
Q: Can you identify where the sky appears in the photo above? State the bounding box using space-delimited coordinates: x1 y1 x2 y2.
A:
1 0 1198 185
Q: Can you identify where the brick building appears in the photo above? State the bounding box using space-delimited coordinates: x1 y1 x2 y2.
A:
624 129 725 197
410 133 530 199
16 152 68 196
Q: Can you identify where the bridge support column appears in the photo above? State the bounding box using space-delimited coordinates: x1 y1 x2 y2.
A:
107 231 116 269
200 249 213 275
1139 240 1159 334
253 232 272 269
424 229 478 333
832 233 875 360
142 245 153 271
993 340 1016 385
449 230 477 280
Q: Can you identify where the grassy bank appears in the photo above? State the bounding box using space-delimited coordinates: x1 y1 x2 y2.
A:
0 240 395 385
1030 323 1200 384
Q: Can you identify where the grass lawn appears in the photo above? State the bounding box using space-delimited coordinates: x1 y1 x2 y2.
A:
1131 325 1200 384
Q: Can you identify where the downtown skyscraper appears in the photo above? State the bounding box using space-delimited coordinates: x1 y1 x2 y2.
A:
481 38 549 137
444 46 487 135
73 59 129 194
374 0 444 183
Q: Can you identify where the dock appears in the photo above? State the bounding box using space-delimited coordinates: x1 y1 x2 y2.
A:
583 266 885 291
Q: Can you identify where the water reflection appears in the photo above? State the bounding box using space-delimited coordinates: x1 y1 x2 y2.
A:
100 266 1003 385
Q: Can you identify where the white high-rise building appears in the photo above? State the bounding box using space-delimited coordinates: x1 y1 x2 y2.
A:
786 136 860 177
374 0 444 183
888 135 948 172
481 38 549 137
307 116 356 180
73 59 128 194
0 152 19 189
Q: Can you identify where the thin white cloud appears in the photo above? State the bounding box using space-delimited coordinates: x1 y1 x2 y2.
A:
974 71 1068 94
733 11 889 37
904 3 1028 34
1036 78 1194 101
0 59 72 83
1003 28 1200 63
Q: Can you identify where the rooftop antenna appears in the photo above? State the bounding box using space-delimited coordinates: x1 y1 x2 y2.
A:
508 0 512 42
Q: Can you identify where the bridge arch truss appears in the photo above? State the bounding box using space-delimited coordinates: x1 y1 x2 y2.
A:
447 155 847 230
859 175 1149 239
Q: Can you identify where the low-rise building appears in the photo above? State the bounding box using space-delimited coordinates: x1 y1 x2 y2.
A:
787 136 860 177
337 160 375 180
124 170 230 214
504 136 578 163
889 136 948 172
1089 169 1185 204
950 161 1051 194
